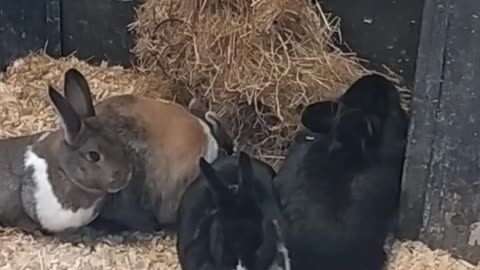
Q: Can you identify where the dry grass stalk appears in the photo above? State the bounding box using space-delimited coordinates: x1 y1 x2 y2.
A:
130 0 374 167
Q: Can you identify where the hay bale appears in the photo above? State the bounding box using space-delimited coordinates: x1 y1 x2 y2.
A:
0 53 472 270
131 0 372 166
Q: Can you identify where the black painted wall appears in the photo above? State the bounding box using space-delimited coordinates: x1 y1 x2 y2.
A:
319 0 424 88
0 0 61 70
61 0 136 67
0 0 135 70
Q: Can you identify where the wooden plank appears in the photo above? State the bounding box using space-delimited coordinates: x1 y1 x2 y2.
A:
318 0 424 88
417 1 480 262
0 0 61 70
398 0 449 241
46 0 62 56
61 0 137 67
401 0 480 262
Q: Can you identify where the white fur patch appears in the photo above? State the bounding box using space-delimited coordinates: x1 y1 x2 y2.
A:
276 242 291 270
198 119 219 163
24 147 99 232
234 260 247 270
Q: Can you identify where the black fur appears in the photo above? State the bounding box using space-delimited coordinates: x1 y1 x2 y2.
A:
273 74 409 270
177 152 286 270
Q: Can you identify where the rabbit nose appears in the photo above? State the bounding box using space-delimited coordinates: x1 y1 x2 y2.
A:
105 171 131 193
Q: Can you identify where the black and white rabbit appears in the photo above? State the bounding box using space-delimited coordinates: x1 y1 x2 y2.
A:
0 70 132 235
177 152 290 270
273 74 409 270
188 97 234 157
58 69 233 233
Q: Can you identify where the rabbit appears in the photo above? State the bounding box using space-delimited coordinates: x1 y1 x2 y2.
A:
188 97 235 157
0 70 132 237
58 69 234 233
272 74 409 270
177 151 290 270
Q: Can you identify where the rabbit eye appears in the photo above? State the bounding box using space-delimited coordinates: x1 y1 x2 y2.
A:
86 151 101 162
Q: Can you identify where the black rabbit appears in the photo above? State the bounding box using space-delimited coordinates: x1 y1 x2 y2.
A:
273 74 409 270
177 152 290 270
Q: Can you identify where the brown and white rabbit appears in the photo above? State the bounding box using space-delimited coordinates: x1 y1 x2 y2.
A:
61 69 234 233
0 71 132 235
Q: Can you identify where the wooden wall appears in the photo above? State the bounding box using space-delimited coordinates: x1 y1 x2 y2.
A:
318 0 424 88
0 0 136 70
399 0 480 263
0 0 61 69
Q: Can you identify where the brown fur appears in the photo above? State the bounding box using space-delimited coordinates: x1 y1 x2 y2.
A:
95 95 212 225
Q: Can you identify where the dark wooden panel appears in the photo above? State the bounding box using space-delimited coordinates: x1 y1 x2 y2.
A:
61 0 137 67
401 0 480 263
318 0 424 88
0 0 61 70
420 1 480 262
46 0 62 56
397 0 448 241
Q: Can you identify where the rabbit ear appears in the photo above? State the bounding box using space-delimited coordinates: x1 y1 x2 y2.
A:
334 110 383 152
199 158 233 204
237 151 255 195
301 101 339 133
188 97 208 117
187 209 217 254
238 151 253 177
254 219 281 270
238 152 272 210
208 219 225 266
63 68 96 118
341 74 398 118
48 86 83 145
205 111 234 155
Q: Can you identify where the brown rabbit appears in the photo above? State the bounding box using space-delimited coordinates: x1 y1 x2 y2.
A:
0 71 132 236
62 69 234 233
